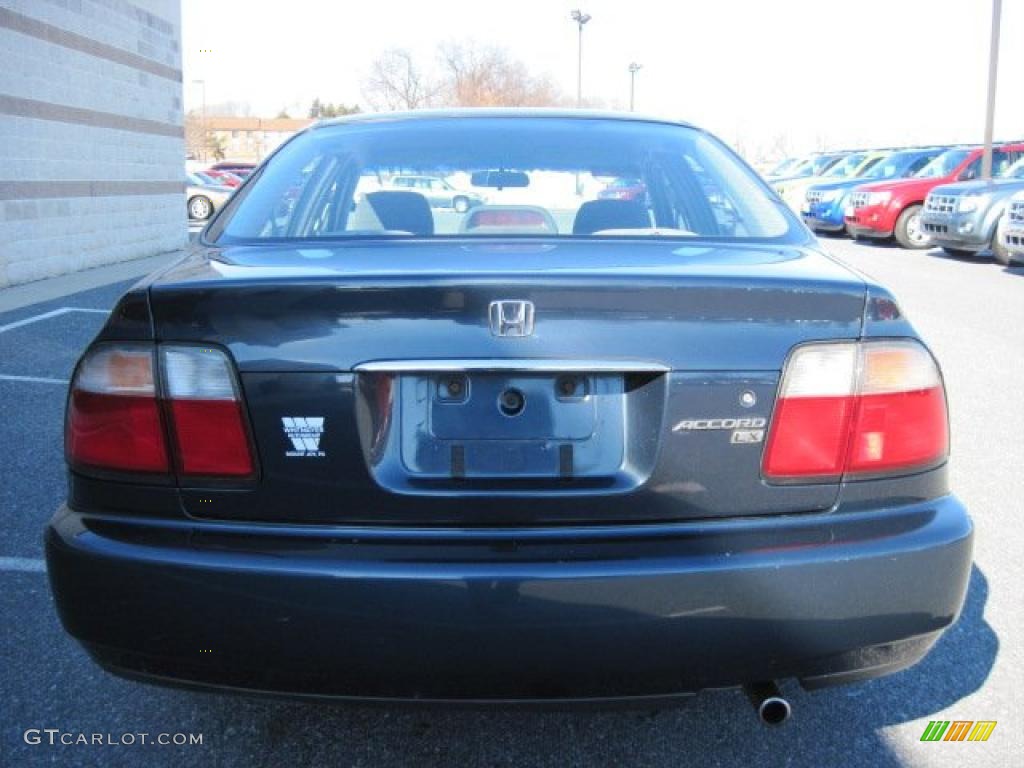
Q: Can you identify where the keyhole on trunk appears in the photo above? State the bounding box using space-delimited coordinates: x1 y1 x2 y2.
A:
498 388 526 417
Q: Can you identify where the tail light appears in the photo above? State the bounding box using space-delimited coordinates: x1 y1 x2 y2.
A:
763 340 948 482
162 347 254 477
66 346 168 473
67 344 254 481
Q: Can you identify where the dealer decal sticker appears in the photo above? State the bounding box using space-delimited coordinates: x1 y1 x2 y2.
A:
282 417 325 457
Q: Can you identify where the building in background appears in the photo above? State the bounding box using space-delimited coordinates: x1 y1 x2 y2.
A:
189 116 314 163
0 0 184 288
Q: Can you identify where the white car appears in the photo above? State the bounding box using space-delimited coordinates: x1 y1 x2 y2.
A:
385 175 485 212
186 172 233 221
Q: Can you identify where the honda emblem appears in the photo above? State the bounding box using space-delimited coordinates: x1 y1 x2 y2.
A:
488 300 535 337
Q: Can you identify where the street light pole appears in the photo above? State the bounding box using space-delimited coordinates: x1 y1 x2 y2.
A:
981 0 1002 179
192 79 207 162
570 10 591 107
628 62 642 112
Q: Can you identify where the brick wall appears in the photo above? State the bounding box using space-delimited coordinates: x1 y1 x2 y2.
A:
0 0 184 288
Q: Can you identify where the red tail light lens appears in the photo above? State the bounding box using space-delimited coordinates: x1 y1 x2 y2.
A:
845 343 948 473
66 346 169 473
66 343 255 480
162 346 255 477
763 341 948 482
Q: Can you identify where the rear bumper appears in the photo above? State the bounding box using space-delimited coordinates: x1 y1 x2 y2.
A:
45 496 973 702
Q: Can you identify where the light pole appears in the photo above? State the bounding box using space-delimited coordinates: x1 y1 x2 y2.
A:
570 10 591 107
191 79 207 162
981 0 1002 179
628 62 642 112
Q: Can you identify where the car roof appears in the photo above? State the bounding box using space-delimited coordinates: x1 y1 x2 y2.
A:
313 108 696 131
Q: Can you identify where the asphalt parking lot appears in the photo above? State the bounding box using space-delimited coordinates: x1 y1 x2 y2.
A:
1 238 1021 767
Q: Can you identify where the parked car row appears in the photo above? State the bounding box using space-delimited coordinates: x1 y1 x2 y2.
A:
767 144 1024 265
185 161 257 221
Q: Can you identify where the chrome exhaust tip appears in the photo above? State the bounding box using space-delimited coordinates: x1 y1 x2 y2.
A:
744 682 791 725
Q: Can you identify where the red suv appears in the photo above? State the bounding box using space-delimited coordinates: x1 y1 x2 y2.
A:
845 144 1024 249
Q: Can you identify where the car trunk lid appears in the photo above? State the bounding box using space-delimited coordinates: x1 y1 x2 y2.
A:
149 240 866 525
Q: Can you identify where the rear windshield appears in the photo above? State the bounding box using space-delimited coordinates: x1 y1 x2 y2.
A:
210 117 795 243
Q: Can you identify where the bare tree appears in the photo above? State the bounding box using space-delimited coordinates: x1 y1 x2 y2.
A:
362 43 563 112
185 110 224 162
185 111 204 159
362 48 438 111
436 42 561 107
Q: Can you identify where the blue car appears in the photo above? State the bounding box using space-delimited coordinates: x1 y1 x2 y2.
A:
802 148 947 233
47 112 971 718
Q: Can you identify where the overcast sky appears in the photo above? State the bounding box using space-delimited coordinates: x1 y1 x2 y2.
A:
181 0 1023 158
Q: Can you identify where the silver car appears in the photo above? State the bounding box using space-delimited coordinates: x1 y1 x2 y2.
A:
385 175 484 213
1002 190 1024 265
920 156 1024 263
187 172 234 221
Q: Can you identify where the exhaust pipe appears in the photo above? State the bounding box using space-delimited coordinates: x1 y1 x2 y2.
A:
744 682 791 725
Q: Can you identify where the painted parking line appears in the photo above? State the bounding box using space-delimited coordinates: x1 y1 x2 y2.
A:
0 306 108 334
0 557 46 573
0 374 69 384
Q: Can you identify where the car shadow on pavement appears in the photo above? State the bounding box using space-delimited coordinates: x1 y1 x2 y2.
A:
844 239 996 266
926 247 998 265
926 246 1024 274
171 565 995 768
845 237 903 250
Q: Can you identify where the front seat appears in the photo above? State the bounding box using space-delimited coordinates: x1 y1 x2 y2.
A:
365 191 434 235
572 199 649 235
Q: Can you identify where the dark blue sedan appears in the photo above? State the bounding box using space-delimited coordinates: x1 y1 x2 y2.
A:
47 111 972 721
